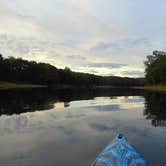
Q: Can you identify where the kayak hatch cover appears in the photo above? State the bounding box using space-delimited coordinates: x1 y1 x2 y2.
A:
91 134 149 166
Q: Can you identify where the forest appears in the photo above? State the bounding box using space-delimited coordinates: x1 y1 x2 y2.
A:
0 54 144 87
145 50 166 85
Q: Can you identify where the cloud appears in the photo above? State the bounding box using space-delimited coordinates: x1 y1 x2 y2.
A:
90 42 120 51
0 34 90 68
124 38 150 47
86 62 127 68
90 38 151 51
122 70 144 77
67 55 87 61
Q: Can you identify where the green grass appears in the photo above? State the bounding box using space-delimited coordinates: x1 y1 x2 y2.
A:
134 85 166 91
0 82 47 90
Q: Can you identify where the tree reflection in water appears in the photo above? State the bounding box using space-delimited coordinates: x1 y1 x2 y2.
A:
0 88 143 115
144 92 166 127
0 88 166 128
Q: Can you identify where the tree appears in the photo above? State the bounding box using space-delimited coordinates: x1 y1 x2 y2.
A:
145 51 166 85
64 66 71 72
0 54 3 61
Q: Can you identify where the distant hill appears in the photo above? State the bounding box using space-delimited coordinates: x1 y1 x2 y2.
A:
0 54 145 87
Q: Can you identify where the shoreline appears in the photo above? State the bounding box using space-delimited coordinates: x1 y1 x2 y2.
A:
1 82 166 92
0 82 47 90
133 85 166 91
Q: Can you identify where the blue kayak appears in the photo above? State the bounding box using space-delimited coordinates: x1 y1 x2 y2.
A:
91 134 149 166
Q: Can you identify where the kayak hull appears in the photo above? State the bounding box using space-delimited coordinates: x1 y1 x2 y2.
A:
91 134 148 166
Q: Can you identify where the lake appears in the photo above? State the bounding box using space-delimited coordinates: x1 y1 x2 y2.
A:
0 88 165 166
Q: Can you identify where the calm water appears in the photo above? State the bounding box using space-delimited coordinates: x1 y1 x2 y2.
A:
0 88 166 166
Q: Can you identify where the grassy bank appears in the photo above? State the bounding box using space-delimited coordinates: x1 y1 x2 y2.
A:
0 82 47 90
134 85 166 91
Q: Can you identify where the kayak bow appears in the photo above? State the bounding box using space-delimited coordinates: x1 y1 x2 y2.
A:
91 134 148 166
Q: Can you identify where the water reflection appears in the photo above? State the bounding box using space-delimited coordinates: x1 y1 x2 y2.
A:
0 88 166 128
0 88 166 166
0 88 143 115
144 92 166 127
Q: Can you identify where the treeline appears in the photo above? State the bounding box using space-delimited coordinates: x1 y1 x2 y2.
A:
0 54 144 87
145 50 166 85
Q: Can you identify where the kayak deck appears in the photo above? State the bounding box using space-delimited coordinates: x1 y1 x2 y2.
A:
91 134 149 166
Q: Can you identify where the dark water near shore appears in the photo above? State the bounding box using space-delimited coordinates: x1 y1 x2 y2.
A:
0 88 166 166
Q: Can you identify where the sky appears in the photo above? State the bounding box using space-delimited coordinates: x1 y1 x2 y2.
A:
0 0 166 77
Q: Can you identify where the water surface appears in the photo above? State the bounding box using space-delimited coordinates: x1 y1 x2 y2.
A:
0 88 165 166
